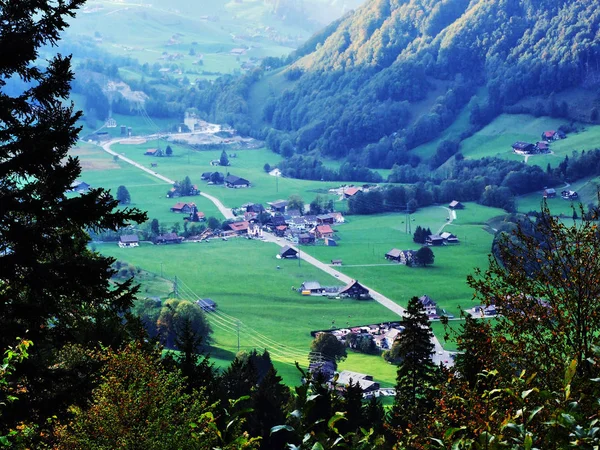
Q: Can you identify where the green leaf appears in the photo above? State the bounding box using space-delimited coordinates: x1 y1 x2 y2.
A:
565 359 577 386
521 388 537 399
311 443 325 450
527 406 544 425
524 433 533 450
444 427 466 440
328 412 347 433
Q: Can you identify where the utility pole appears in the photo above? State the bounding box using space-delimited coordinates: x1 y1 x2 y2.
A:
276 175 279 193
173 275 179 298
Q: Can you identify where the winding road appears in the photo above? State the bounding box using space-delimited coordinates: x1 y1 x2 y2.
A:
97 137 452 364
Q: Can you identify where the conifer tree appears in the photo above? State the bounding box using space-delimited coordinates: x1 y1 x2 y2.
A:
0 0 146 431
390 296 438 429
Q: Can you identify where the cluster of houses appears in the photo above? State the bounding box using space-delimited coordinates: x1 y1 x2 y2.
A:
512 129 566 156
307 360 381 395
328 184 379 200
170 202 206 222
298 279 371 300
543 188 579 200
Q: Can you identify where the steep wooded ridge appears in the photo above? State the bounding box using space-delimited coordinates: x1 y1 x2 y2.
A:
259 0 600 167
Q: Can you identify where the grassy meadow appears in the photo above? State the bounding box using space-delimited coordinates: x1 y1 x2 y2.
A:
78 137 508 386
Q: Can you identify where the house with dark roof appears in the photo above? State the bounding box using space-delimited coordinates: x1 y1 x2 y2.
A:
301 281 324 294
246 203 265 214
144 148 163 157
298 233 315 245
335 371 380 393
196 298 216 312
419 295 437 317
512 142 536 155
154 233 183 244
188 206 205 222
536 141 550 153
274 225 287 237
225 175 250 188
269 215 287 228
339 280 370 300
561 190 579 200
317 214 335 225
331 259 342 266
385 249 416 265
448 200 464 209
543 188 556 198
541 130 566 141
426 234 445 246
440 232 459 244
119 235 139 248
279 245 299 259
268 199 288 213
201 171 213 180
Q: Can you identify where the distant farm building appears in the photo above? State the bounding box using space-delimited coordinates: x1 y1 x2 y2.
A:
448 200 464 209
298 233 315 245
118 235 139 248
440 232 459 244
196 298 216 312
324 237 338 246
170 202 195 214
230 48 247 56
145 148 164 157
419 295 438 317
543 188 556 198
313 225 334 239
317 214 335 225
228 221 250 235
344 187 359 198
154 233 183 245
335 371 379 393
300 281 324 295
339 280 370 300
331 259 343 266
225 175 250 188
279 245 299 259
268 199 288 213
536 141 550 152
426 234 445 246
541 130 566 141
385 249 416 265
512 142 536 155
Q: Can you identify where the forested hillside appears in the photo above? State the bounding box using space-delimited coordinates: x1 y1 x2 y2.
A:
257 0 600 168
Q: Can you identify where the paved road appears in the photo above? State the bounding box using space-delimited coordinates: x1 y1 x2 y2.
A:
436 207 457 234
99 138 235 219
97 137 452 365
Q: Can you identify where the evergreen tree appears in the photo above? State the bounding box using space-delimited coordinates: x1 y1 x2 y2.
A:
165 145 173 156
0 0 146 432
390 296 438 429
116 185 131 204
454 314 495 389
220 150 229 167
150 218 160 236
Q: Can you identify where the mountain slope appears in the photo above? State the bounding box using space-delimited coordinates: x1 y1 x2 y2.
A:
256 0 600 169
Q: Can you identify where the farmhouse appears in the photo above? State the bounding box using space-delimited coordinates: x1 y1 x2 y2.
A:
274 225 287 237
228 221 250 234
69 180 90 193
541 130 566 141
324 237 337 246
331 259 342 266
230 48 246 56
448 200 464 209
189 207 206 222
335 371 380 393
426 234 445 246
246 203 265 214
543 188 556 198
154 233 183 245
385 328 402 349
225 175 250 188
118 235 139 248
330 212 345 223
344 187 359 198
301 281 324 295
298 233 315 245
170 202 195 214
309 360 336 379
317 214 335 225
196 298 216 312
419 295 437 317
313 225 334 239
279 245 299 259
512 142 536 155
536 141 549 152
385 248 416 264
267 199 288 213
201 171 213 180
339 280 370 300
248 223 263 238
440 232 459 244
144 148 163 157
